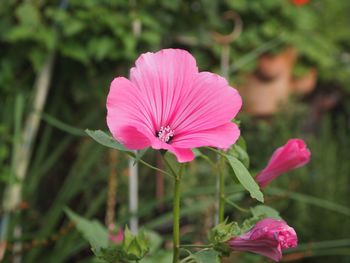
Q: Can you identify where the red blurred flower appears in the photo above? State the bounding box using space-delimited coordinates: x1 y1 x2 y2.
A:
291 0 310 6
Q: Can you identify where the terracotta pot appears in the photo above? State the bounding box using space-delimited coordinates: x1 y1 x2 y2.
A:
238 74 291 116
238 47 317 116
292 68 317 94
257 47 298 80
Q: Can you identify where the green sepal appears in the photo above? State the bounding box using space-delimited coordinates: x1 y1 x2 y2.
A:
121 226 149 261
208 220 241 256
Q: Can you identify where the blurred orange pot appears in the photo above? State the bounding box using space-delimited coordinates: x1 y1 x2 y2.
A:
238 47 317 116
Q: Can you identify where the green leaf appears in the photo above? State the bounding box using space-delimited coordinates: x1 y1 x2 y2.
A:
65 208 108 254
16 3 40 27
251 205 281 220
188 249 221 263
225 155 264 202
96 246 126 263
227 144 250 168
143 230 162 255
140 250 172 263
85 129 128 152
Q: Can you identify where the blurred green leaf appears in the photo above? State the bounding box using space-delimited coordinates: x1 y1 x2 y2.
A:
185 249 221 263
16 2 40 27
65 208 108 254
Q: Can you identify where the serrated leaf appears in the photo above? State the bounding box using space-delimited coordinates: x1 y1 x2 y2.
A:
225 155 264 202
85 129 128 152
65 208 108 254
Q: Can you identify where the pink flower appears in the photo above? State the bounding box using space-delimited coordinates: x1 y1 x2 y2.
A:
255 139 311 188
106 49 242 162
228 218 297 262
109 229 124 244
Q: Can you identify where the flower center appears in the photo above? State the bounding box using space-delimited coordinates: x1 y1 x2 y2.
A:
157 125 174 143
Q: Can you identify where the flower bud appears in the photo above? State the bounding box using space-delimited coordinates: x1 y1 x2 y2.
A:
228 218 297 262
255 139 311 188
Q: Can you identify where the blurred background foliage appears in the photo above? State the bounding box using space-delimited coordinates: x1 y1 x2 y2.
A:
1 0 350 262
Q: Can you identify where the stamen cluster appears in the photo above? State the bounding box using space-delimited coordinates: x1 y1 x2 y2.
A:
157 126 174 143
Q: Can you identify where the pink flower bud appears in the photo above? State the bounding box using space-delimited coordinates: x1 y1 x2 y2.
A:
228 218 297 262
255 139 311 188
109 229 124 244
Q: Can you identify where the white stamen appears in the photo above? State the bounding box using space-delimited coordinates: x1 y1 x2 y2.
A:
157 125 174 143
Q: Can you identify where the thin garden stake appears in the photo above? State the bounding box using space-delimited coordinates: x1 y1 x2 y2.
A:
212 11 242 224
128 1 142 233
128 152 139 233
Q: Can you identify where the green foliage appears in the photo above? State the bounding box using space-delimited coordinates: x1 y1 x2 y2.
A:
209 221 240 255
1 0 349 262
182 249 221 263
250 205 281 220
65 209 152 262
65 208 109 254
228 0 350 86
227 144 250 169
242 109 350 262
225 155 264 202
85 129 128 152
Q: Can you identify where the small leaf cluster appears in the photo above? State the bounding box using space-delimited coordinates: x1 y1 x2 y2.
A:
65 209 150 263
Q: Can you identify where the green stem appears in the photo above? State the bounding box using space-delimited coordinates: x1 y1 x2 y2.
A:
225 198 249 213
218 157 225 223
127 152 172 177
180 244 213 249
172 167 183 263
160 154 184 262
138 158 172 177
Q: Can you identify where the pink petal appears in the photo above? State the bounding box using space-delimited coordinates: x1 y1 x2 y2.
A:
171 122 240 149
170 72 242 135
149 139 194 163
116 126 151 150
130 49 198 132
106 77 154 148
230 239 282 262
168 147 195 163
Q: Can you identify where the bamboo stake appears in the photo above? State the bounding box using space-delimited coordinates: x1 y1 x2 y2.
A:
106 150 118 231
128 0 142 234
